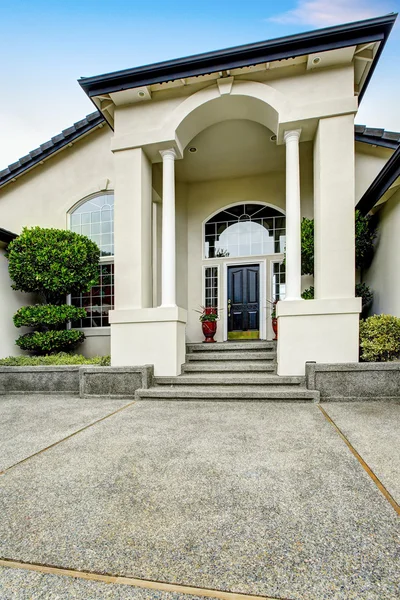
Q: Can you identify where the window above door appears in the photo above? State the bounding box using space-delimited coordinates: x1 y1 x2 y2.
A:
204 203 285 259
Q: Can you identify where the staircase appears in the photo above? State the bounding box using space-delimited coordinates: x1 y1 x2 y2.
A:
136 341 319 402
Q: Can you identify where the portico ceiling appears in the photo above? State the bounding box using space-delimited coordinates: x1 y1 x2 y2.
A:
175 119 285 183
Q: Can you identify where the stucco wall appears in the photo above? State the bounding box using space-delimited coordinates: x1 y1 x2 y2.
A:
363 189 400 317
355 143 392 204
0 126 114 357
0 247 33 358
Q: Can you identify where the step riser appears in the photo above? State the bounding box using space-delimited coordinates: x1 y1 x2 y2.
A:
182 365 276 373
137 398 316 403
137 390 319 402
155 379 303 387
187 343 276 352
187 353 275 362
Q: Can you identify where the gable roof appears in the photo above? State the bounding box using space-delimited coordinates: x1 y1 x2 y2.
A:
0 111 105 189
355 125 400 149
356 144 400 215
79 14 396 103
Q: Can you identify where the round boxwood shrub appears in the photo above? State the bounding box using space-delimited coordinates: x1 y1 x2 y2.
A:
7 227 100 355
13 304 86 329
359 315 400 362
7 226 99 301
16 330 85 354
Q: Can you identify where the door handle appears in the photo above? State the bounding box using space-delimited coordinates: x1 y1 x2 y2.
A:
228 298 231 317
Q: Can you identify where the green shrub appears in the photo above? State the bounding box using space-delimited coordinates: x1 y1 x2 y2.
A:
302 283 373 311
7 227 99 300
359 314 400 362
7 227 100 356
301 286 315 300
355 211 377 270
16 330 85 354
300 211 377 276
0 353 111 366
355 282 373 312
301 218 314 276
13 304 86 329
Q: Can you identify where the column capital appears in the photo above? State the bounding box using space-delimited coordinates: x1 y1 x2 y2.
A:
284 129 302 144
160 148 177 161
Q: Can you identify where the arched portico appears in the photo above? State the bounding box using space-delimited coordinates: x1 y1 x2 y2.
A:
110 77 360 377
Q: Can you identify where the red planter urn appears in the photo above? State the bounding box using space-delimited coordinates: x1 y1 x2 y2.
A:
201 307 217 343
272 317 278 341
202 320 217 343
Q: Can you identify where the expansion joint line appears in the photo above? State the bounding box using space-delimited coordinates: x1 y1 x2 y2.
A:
318 405 400 516
0 558 294 600
0 400 137 476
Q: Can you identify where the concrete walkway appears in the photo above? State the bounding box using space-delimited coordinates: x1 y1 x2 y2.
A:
0 396 399 600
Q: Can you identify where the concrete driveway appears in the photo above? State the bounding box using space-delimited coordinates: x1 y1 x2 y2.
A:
0 396 399 600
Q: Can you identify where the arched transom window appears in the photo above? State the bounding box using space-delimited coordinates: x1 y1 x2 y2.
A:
70 194 114 257
204 203 286 259
69 193 114 328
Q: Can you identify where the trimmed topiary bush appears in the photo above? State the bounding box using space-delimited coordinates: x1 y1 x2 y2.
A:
7 227 99 301
359 315 400 362
7 227 100 355
13 305 86 329
16 330 85 353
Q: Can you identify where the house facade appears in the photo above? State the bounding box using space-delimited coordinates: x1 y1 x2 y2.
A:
0 15 398 376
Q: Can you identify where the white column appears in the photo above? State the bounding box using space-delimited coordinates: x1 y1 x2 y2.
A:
314 115 355 299
160 149 177 307
284 129 302 301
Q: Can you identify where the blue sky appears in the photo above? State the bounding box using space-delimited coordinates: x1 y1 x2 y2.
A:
0 0 399 167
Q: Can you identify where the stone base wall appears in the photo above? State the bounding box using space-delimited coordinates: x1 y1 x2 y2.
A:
306 362 400 401
0 365 153 398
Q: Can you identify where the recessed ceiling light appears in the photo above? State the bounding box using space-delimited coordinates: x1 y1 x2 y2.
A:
138 90 146 98
270 135 277 142
312 56 321 65
188 147 197 153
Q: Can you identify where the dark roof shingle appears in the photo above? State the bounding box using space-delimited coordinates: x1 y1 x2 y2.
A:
0 111 105 188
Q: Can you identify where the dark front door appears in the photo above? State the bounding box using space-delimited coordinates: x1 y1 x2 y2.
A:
227 264 260 339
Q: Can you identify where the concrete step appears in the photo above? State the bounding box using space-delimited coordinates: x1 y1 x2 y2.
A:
186 351 276 362
187 341 276 353
182 362 276 373
137 387 319 402
155 375 304 386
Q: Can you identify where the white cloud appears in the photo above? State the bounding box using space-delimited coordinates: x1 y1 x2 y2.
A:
268 0 388 27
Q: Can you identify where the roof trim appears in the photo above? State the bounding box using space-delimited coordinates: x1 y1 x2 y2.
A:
0 112 105 189
79 14 396 100
355 125 400 149
356 145 400 214
0 228 17 245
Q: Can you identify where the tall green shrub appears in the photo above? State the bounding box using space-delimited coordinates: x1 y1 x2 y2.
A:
300 211 377 276
7 227 100 354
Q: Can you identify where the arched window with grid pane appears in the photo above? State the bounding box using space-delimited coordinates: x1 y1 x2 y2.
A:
68 193 114 328
204 203 286 259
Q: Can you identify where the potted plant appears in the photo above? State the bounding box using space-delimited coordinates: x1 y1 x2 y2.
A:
198 307 219 343
271 301 278 341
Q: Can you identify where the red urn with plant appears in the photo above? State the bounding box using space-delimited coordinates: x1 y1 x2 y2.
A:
199 307 218 343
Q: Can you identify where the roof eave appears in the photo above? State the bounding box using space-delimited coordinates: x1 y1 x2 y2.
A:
78 14 397 100
0 228 17 245
356 145 400 214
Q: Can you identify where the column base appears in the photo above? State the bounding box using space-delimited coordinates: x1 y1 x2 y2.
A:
109 306 187 376
276 298 361 376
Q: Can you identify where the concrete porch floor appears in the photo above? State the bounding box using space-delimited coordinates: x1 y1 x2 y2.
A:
0 396 399 600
